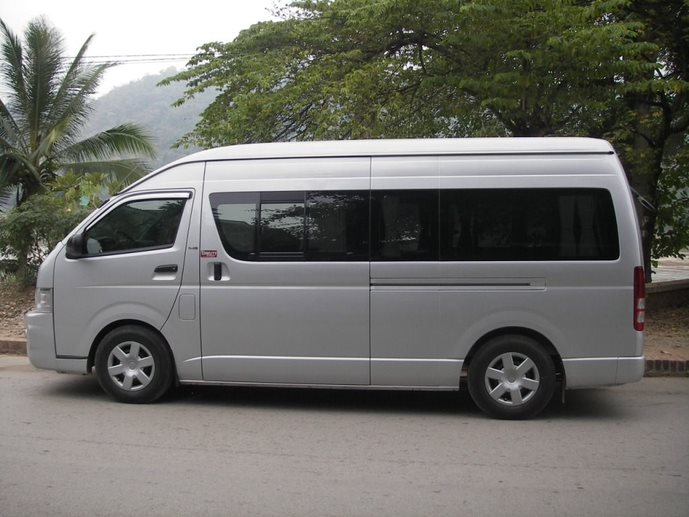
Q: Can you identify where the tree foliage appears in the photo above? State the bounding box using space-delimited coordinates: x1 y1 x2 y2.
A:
0 172 126 284
0 17 156 206
165 0 689 272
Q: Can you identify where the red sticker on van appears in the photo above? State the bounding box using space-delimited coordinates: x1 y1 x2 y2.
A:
200 250 218 258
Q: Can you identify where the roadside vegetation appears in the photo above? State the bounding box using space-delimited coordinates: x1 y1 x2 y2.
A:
164 0 689 279
2 2 688 287
0 18 155 285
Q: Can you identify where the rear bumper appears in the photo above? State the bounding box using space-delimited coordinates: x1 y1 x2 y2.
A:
563 356 645 389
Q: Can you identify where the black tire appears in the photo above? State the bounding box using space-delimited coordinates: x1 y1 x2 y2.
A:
467 334 556 419
94 325 173 403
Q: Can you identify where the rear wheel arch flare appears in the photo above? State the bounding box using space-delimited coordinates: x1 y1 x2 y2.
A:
464 327 564 379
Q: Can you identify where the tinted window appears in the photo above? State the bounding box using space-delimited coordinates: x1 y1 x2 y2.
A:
260 193 305 258
371 190 438 261
211 188 618 262
210 191 369 261
211 192 259 261
306 191 369 260
84 198 186 255
439 189 619 261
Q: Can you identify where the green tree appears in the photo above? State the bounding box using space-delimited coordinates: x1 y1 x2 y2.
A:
0 172 124 284
164 0 689 276
613 0 689 276
0 17 156 206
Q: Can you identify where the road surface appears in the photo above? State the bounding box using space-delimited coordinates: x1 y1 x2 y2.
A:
1 356 687 516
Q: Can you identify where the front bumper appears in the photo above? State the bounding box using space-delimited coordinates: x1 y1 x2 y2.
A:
25 311 88 374
25 311 57 371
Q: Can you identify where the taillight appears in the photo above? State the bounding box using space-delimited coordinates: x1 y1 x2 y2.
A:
634 266 645 331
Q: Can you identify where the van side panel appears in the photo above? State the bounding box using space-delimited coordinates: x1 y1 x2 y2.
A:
156 166 206 381
370 154 641 389
198 158 371 385
52 163 203 363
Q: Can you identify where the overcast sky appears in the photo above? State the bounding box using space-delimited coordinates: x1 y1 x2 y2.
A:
1 0 280 95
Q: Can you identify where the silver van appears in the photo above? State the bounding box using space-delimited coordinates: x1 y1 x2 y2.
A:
26 138 646 419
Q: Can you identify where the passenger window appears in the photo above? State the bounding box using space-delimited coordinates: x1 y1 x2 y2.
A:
211 192 259 261
210 191 370 261
371 190 438 261
84 198 186 255
306 191 369 260
260 193 305 258
439 189 619 261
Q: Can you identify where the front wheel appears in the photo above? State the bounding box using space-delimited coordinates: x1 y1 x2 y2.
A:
94 325 173 403
467 335 556 419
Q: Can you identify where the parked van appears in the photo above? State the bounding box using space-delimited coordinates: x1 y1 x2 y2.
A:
26 138 645 419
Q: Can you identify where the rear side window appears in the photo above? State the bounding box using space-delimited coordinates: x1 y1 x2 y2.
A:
210 191 369 261
210 188 618 262
371 190 438 261
439 189 619 261
84 198 187 255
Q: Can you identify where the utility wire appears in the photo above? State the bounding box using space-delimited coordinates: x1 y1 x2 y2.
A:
62 53 196 65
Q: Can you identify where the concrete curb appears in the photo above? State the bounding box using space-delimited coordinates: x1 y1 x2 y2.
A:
2 336 688 377
0 337 26 355
646 279 689 310
645 359 689 377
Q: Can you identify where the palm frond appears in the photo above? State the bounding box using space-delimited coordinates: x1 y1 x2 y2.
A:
45 62 112 146
0 184 16 212
0 18 29 122
0 156 18 211
23 18 65 140
61 158 151 186
0 97 23 149
0 152 42 187
1 18 157 205
45 33 100 126
58 124 157 163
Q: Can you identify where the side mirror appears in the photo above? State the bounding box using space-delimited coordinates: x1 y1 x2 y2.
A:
65 233 85 259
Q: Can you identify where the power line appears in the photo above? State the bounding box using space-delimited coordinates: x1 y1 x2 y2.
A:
66 53 194 58
61 53 196 65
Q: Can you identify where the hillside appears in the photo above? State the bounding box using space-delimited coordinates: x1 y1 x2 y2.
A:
83 67 215 168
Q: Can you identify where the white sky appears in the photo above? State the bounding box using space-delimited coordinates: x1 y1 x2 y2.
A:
1 0 280 95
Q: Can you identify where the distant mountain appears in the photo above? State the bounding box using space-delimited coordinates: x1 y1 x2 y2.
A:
83 67 215 169
1 70 211 213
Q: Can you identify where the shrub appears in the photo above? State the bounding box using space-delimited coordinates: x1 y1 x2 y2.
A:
0 194 92 285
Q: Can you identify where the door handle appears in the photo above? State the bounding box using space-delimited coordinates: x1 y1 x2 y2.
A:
213 262 222 281
154 264 178 274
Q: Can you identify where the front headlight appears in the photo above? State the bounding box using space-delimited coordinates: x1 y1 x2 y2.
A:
35 288 53 313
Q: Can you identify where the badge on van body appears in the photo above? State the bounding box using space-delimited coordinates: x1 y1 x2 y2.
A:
200 250 218 258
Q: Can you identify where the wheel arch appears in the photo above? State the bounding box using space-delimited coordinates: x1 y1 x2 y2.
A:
462 327 564 385
87 319 177 380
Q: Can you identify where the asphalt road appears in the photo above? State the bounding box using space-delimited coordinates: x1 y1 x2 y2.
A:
1 356 688 517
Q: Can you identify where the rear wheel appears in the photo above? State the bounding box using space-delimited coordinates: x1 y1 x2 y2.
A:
94 325 173 403
467 335 556 419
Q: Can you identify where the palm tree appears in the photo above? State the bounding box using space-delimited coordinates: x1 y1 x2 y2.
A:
0 17 156 206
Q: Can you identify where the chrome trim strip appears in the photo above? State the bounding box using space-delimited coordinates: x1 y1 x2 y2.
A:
197 355 368 362
177 380 459 391
371 358 461 363
370 277 545 289
186 356 461 363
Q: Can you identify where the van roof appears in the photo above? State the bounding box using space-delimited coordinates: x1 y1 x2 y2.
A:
123 138 615 193
173 137 613 164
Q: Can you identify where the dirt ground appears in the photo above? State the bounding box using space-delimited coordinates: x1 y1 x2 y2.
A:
0 283 33 339
1 281 687 360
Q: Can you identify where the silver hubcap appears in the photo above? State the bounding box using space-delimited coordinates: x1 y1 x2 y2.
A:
106 341 155 391
484 352 540 406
